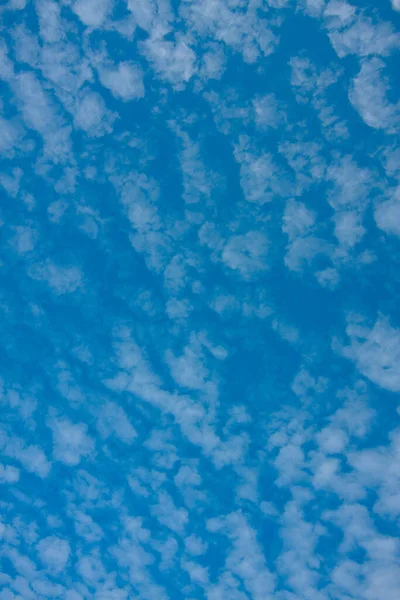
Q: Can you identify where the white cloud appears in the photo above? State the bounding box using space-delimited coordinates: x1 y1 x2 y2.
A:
140 31 197 86
175 131 212 206
235 140 290 204
11 225 37 254
10 70 74 163
72 510 104 542
0 117 24 157
0 167 22 197
36 536 70 574
333 210 365 248
283 199 316 241
6 0 28 9
207 512 276 599
303 0 326 16
127 0 172 32
98 61 145 101
152 492 189 533
74 89 116 137
347 429 400 518
315 267 340 289
36 0 64 43
185 534 208 556
349 58 400 133
166 297 193 320
317 426 348 454
47 413 95 466
279 141 326 194
0 430 51 478
326 154 372 211
144 429 178 470
277 499 324 595
374 187 400 237
95 402 137 444
325 14 400 58
198 42 226 83
165 336 208 390
32 579 66 598
29 260 82 295
253 93 282 129
181 0 277 64
338 314 400 392
0 464 20 483
284 236 328 272
72 0 112 28
221 231 269 278
282 199 329 274
12 71 64 134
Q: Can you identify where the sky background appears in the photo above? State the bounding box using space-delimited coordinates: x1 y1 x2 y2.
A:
1 1 400 599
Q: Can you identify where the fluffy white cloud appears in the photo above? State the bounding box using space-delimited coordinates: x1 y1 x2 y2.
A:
72 0 112 28
338 314 400 392
221 231 269 278
74 89 117 137
374 187 400 237
392 0 400 12
36 536 70 574
47 413 95 466
349 58 400 133
0 463 20 483
98 62 145 101
29 261 82 295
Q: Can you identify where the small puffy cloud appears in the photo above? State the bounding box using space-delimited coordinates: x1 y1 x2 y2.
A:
36 0 64 44
185 534 208 556
0 117 24 156
74 90 116 137
326 154 373 211
166 298 192 321
10 225 37 254
12 71 73 162
235 144 290 205
0 167 22 197
374 188 400 237
72 0 112 28
36 536 70 574
165 337 208 391
317 427 348 454
0 464 20 483
72 510 104 542
152 492 189 533
29 260 82 295
221 231 269 278
253 93 282 129
349 58 400 133
315 267 340 289
140 35 197 86
181 0 276 63
333 210 365 248
326 11 399 58
283 199 316 241
6 0 28 9
47 413 95 466
98 62 145 101
338 314 400 392
95 402 137 444
12 442 51 478
282 199 328 273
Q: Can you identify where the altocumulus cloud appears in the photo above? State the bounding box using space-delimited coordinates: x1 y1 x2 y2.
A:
0 1 399 599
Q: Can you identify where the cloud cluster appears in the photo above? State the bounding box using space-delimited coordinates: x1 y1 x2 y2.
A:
0 0 399 599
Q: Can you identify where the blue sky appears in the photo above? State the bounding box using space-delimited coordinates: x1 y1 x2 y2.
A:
0 1 400 599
